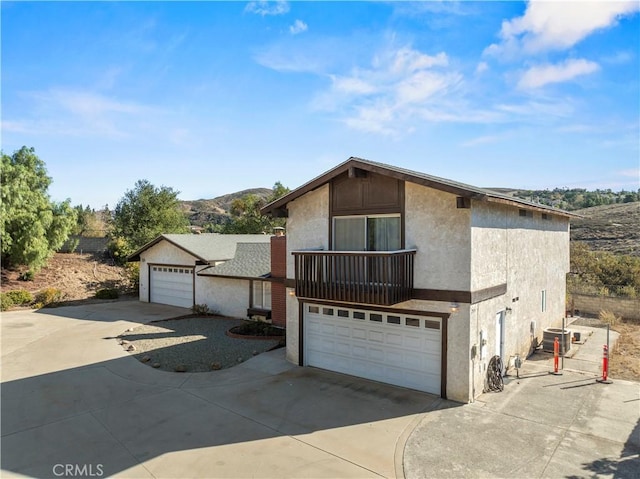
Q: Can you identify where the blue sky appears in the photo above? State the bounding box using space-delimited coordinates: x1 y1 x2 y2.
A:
2 1 639 209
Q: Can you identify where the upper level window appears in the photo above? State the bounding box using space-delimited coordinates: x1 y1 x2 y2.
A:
334 214 401 251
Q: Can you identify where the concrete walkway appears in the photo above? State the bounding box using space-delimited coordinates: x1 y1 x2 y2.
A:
403 322 639 478
1 301 438 478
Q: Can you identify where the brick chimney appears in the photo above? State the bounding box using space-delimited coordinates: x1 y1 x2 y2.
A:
270 233 287 327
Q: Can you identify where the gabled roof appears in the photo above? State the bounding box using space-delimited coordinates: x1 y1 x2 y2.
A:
127 234 270 262
197 243 271 279
261 157 580 219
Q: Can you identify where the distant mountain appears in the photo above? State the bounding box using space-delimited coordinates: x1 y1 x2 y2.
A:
570 202 639 256
181 188 273 227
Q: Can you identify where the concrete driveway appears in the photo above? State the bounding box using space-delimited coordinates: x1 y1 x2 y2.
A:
2 301 638 478
1 300 439 478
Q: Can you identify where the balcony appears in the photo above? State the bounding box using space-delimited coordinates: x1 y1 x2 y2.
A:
292 249 416 306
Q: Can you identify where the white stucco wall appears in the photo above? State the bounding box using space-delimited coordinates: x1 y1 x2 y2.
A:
285 185 330 279
138 241 198 303
196 274 251 319
284 185 330 364
468 201 570 399
405 183 471 291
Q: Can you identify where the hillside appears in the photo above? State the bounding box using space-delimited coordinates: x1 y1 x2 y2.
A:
571 202 640 256
180 188 273 227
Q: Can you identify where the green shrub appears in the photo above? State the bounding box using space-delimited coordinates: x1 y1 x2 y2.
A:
107 237 133 266
0 294 15 311
95 288 119 300
192 303 210 315
1 290 34 311
5 290 34 305
34 288 65 307
19 270 35 281
124 262 139 292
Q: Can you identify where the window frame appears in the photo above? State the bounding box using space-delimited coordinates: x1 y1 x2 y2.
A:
332 213 402 252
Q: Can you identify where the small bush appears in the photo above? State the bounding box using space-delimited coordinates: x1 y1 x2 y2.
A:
5 290 34 305
19 270 35 281
599 310 621 326
124 262 140 292
95 288 119 300
34 288 65 307
192 304 210 315
0 294 15 311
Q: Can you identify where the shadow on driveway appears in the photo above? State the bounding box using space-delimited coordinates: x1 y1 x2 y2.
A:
2 302 445 478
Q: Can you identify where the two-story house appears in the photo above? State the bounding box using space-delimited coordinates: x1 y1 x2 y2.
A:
261 157 573 403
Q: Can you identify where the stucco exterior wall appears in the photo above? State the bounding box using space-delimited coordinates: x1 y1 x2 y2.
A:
285 185 330 279
138 241 198 303
196 275 251 319
469 202 570 399
405 183 471 290
284 185 329 364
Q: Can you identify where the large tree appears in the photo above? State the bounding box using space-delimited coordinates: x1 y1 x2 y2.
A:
1 146 77 272
221 181 289 234
110 179 190 260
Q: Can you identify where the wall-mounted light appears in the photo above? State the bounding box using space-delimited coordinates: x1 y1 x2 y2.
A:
506 307 513 314
288 289 296 297
450 302 459 313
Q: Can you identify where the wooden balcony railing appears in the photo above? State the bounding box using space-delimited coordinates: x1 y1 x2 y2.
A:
292 249 416 306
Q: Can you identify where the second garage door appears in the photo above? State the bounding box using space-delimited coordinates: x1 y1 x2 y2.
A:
150 265 194 308
304 304 442 395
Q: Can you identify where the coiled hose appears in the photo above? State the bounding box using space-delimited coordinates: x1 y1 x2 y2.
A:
486 355 504 392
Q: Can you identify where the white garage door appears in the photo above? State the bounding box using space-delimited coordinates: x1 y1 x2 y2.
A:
150 265 194 308
305 304 442 395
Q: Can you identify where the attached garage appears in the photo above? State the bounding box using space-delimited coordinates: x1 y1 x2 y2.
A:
149 265 194 308
304 303 444 395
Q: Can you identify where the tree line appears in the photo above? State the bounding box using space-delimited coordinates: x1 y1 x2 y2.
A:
2 146 289 274
513 188 639 211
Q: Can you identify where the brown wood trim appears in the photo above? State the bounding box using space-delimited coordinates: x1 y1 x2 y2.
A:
296 298 449 319
470 283 507 304
298 301 305 366
441 315 448 400
412 289 472 303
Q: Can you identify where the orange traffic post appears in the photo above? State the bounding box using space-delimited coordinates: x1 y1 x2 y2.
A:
549 336 562 375
597 344 613 384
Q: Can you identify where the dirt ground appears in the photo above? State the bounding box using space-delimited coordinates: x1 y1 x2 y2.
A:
609 319 640 381
1 253 131 304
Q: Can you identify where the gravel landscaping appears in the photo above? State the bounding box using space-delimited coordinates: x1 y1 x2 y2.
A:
119 316 283 373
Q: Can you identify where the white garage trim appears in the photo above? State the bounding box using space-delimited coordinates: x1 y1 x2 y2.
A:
149 264 194 308
303 302 446 396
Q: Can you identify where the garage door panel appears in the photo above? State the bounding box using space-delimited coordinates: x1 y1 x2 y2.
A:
305 304 442 395
150 265 193 308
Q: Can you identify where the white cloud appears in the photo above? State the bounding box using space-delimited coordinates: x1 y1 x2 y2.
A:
461 134 503 147
316 46 462 135
486 0 640 56
244 1 289 16
289 19 307 35
518 58 600 89
6 89 158 138
475 62 489 74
